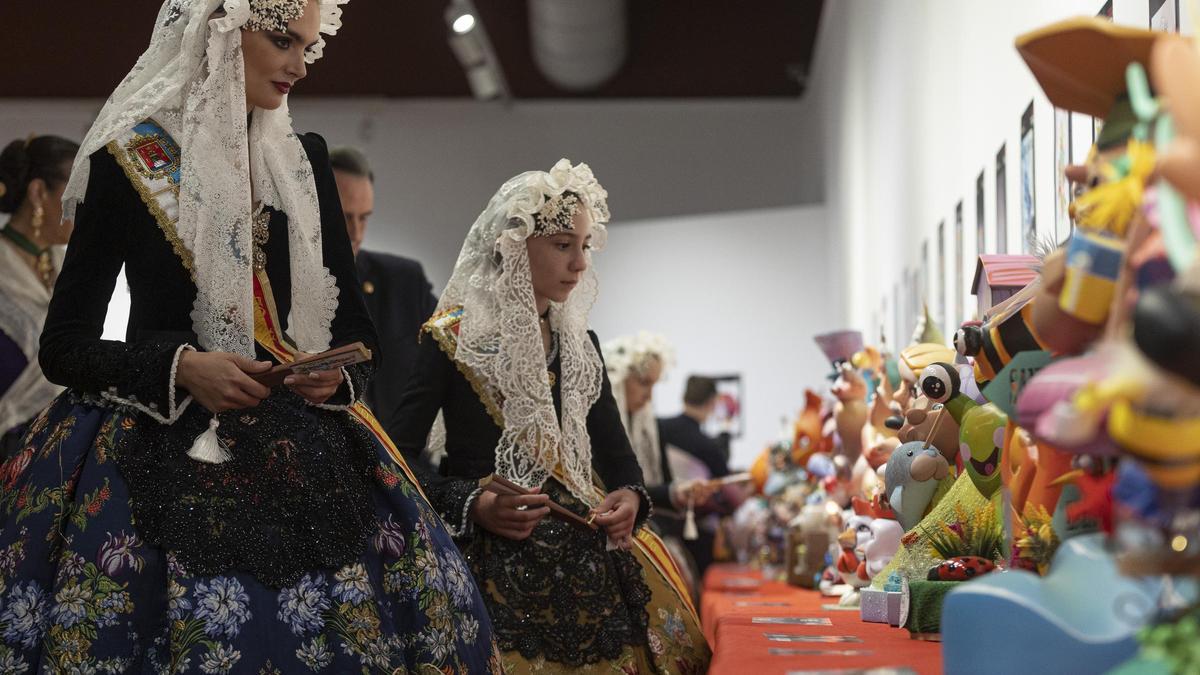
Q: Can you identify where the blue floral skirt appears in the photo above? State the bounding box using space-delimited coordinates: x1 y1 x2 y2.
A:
0 395 500 674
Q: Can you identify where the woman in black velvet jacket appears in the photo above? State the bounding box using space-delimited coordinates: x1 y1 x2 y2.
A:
0 1 497 670
386 159 710 674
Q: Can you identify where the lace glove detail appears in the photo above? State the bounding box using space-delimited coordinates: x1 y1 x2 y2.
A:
83 341 194 424
311 361 372 411
615 483 653 530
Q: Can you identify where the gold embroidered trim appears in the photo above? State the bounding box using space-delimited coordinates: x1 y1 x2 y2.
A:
422 306 505 428
106 139 195 278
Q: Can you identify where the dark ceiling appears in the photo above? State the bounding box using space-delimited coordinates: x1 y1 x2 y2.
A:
3 1 824 98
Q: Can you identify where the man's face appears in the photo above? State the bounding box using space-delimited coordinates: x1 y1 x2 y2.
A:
334 170 374 256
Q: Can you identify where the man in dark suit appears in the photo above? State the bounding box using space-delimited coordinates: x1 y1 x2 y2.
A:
658 375 732 575
330 147 438 433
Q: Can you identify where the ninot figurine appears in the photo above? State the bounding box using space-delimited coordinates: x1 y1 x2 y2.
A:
920 363 1009 499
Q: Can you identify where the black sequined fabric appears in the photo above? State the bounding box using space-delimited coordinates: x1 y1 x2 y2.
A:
41 338 186 413
461 479 651 666
429 475 484 533
110 387 377 589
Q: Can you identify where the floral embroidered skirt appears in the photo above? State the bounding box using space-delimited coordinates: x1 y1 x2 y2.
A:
0 394 501 674
462 481 710 675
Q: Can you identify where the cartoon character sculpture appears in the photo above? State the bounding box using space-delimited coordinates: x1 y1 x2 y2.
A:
955 281 1050 388
919 363 1009 499
862 513 904 581
831 362 869 471
749 390 829 494
890 393 962 470
884 441 951 531
834 498 894 606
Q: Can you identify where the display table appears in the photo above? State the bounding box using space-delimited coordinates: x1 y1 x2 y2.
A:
703 564 942 674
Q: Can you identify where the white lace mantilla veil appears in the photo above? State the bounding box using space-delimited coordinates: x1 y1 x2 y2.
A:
602 332 675 486
61 0 348 358
437 159 611 506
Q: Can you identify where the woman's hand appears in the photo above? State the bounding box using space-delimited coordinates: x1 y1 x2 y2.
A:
593 488 641 549
469 488 551 541
285 367 344 405
176 351 272 413
670 479 721 510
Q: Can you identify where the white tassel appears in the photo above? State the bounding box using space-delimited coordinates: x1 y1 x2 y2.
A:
683 494 699 541
187 417 232 464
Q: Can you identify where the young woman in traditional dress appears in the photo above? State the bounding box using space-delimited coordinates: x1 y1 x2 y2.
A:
388 160 711 673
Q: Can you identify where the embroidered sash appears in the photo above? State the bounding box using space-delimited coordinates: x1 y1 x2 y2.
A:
108 120 194 274
252 269 427 501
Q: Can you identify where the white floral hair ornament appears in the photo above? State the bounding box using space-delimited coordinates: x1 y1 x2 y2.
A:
499 159 611 243
603 332 676 383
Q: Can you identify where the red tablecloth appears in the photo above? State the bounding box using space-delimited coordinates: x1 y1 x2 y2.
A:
702 564 943 674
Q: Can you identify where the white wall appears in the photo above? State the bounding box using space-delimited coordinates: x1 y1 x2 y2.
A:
289 98 822 290
0 97 826 294
589 205 840 469
810 0 1184 343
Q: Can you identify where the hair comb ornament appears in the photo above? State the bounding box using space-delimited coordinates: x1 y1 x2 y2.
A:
534 191 582 235
245 0 309 32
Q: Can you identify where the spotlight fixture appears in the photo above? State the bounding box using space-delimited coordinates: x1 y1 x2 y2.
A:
444 0 510 101
450 12 475 35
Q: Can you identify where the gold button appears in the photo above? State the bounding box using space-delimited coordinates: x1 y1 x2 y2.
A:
363 281 375 294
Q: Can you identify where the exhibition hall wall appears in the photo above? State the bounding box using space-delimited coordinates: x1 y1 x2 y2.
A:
811 0 1192 346
589 204 837 469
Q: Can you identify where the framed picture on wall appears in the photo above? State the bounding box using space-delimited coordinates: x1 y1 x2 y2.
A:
1055 108 1072 244
1020 102 1036 253
908 266 920 339
955 201 964 328
880 296 889 351
893 282 901 354
1150 0 1180 31
705 374 744 439
976 171 986 259
996 144 1008 254
922 238 930 304
937 220 946 338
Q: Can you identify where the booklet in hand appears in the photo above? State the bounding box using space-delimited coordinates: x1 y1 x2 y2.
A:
478 474 598 531
252 341 373 388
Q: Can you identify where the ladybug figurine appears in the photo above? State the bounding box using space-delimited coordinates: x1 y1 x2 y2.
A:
928 555 997 581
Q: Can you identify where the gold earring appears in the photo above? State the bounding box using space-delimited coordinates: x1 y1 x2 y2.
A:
32 205 44 241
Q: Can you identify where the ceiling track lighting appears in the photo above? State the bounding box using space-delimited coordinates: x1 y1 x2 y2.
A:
444 0 511 102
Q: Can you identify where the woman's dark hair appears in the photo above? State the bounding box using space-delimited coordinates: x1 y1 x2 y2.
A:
0 135 80 214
